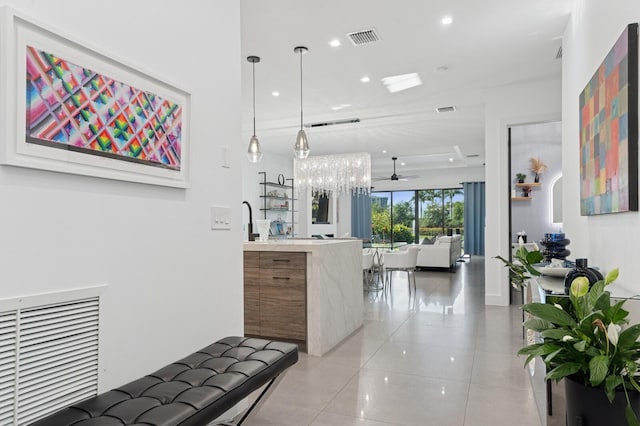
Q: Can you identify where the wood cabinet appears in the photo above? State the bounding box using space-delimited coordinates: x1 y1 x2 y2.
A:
243 251 307 346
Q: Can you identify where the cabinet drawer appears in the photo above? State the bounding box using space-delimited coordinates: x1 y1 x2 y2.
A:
259 252 305 269
259 268 305 287
244 251 260 269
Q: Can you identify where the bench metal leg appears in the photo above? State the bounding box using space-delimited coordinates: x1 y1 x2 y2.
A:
213 374 285 425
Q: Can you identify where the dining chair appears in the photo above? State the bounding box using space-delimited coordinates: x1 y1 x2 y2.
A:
383 246 420 293
362 250 374 289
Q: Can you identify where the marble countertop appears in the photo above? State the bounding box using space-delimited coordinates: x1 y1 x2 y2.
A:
244 239 360 251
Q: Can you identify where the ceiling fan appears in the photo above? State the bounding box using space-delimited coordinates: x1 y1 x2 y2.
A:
373 157 418 182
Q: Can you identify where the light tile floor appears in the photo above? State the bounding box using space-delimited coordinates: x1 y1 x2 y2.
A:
245 256 541 426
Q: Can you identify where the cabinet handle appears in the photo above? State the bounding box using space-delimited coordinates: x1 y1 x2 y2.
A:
272 259 290 262
272 276 290 280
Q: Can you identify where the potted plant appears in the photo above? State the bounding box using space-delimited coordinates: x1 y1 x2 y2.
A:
516 172 527 183
495 245 640 425
529 157 547 182
522 186 532 197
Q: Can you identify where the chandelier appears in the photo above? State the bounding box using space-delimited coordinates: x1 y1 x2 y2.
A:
294 152 371 196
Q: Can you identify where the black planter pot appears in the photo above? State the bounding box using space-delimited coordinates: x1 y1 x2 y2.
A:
565 377 640 426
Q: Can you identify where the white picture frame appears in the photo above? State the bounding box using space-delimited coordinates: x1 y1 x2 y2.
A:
0 7 190 188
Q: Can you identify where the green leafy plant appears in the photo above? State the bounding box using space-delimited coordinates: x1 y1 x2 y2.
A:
494 241 543 288
520 269 640 426
516 172 527 182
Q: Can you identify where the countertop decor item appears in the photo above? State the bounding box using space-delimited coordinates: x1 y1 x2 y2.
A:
520 268 640 426
516 173 527 183
539 232 571 261
563 257 603 295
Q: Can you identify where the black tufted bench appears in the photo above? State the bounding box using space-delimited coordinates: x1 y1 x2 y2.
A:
30 336 298 426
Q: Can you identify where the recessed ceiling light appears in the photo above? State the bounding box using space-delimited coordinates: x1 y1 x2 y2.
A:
382 150 387 154
401 162 406 166
442 16 453 25
329 39 341 47
449 157 454 163
381 73 422 93
360 76 371 83
272 91 280 97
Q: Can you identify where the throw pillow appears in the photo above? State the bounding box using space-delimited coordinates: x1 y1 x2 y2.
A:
421 237 434 245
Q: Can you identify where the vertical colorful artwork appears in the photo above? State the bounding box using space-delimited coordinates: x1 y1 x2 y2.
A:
579 24 638 215
25 46 182 170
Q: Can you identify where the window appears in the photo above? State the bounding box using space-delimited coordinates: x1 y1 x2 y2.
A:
372 188 464 244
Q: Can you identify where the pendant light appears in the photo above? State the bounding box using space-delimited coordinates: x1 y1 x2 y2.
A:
246 55 262 163
293 46 310 159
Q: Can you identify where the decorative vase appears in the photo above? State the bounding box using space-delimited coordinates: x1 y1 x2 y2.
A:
563 258 603 294
539 232 571 262
565 376 640 426
534 173 540 183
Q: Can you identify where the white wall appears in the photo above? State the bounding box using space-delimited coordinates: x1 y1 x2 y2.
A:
562 1 640 291
485 79 562 305
0 0 243 391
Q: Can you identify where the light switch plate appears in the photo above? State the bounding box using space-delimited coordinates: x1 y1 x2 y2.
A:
210 205 231 230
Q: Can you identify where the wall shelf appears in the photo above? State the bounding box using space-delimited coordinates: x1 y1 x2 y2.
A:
512 197 533 201
515 182 541 187
259 172 295 237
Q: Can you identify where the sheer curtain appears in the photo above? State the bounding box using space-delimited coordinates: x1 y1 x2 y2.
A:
351 193 372 240
463 182 485 255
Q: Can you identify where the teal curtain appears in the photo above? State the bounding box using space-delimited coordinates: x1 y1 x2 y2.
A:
463 182 485 255
351 193 372 240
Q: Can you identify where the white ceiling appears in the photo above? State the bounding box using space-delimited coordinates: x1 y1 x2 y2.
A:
240 0 573 183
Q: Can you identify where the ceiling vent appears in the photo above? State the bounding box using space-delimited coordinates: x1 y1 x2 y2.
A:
346 28 381 46
305 118 361 128
466 154 480 158
436 105 456 113
556 46 563 59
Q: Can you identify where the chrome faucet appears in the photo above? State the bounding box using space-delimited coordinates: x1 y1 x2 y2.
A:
242 201 255 241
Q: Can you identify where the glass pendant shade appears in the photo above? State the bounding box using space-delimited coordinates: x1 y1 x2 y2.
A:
246 55 262 163
293 46 310 159
293 129 310 159
247 135 262 162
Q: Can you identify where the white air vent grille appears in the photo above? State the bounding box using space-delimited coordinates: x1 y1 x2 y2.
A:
305 118 361 128
0 312 17 426
0 296 100 425
346 28 381 45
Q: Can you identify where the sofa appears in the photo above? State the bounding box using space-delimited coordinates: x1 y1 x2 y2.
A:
413 234 462 271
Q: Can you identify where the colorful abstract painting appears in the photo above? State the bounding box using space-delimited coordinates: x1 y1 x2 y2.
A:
25 46 182 170
579 24 638 215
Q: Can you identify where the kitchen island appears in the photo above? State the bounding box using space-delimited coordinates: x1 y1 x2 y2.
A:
243 239 363 356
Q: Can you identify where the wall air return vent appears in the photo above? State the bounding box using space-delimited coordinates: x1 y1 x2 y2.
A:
436 106 457 113
305 118 361 128
346 28 381 46
0 286 105 425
